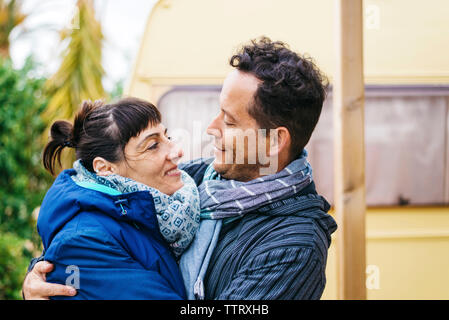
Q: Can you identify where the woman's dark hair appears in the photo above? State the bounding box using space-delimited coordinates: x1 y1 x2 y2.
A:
230 36 329 160
43 97 161 176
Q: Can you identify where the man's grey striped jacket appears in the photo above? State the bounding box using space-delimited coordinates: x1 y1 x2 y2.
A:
180 159 338 300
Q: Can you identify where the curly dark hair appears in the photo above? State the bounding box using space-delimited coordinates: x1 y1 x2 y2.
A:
230 37 328 160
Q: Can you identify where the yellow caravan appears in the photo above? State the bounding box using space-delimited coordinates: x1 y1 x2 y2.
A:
126 0 449 299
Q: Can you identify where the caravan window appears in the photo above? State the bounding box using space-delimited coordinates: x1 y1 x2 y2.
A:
157 87 221 160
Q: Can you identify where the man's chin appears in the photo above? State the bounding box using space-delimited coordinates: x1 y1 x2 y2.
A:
212 159 231 177
212 160 261 182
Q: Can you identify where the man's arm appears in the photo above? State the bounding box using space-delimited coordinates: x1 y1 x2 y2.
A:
27 253 44 274
214 246 325 300
23 261 77 300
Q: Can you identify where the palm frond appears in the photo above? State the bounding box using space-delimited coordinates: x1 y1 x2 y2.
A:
0 0 27 57
42 0 105 172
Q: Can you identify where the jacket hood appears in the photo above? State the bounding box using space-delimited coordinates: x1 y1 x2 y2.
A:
257 184 337 245
37 169 159 250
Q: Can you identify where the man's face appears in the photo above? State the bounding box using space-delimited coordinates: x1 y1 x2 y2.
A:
206 70 266 181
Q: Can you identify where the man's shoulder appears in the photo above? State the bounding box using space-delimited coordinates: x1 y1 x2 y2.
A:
241 212 320 243
179 158 214 186
229 202 335 256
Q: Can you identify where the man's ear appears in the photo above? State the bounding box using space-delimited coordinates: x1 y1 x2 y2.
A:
267 127 291 158
92 157 117 176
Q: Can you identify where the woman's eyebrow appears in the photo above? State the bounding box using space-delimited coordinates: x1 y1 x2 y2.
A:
137 133 158 149
136 128 168 149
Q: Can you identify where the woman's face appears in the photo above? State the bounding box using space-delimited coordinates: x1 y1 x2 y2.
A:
114 122 184 195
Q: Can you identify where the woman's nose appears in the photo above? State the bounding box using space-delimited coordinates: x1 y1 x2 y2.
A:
167 142 184 162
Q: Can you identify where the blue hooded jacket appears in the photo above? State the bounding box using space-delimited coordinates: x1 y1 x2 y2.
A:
37 169 186 300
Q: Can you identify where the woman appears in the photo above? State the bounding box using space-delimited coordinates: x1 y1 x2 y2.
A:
37 97 200 299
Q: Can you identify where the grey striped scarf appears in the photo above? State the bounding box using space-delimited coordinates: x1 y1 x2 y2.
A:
199 149 313 220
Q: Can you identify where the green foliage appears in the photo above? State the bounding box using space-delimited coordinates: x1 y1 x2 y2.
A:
0 58 52 240
0 57 51 299
0 232 30 299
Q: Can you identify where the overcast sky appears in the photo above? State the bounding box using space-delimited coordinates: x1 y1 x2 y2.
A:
10 0 157 91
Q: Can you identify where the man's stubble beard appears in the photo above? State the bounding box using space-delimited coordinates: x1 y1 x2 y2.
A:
213 159 262 182
212 130 271 182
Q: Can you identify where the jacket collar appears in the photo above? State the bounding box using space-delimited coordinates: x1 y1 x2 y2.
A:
38 169 160 249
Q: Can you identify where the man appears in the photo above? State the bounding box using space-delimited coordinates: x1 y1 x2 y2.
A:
23 37 337 300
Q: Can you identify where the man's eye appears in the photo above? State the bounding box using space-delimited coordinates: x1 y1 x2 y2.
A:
224 121 234 126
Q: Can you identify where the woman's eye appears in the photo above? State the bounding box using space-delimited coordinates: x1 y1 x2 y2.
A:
147 143 159 150
224 122 234 126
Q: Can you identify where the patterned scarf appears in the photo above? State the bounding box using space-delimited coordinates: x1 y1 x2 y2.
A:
71 160 200 258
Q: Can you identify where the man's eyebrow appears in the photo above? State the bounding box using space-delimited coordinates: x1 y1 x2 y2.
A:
136 128 168 149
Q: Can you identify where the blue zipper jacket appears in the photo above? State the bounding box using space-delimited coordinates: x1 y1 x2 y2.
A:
37 169 186 300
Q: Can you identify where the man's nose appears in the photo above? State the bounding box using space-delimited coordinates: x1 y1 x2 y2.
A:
206 114 222 138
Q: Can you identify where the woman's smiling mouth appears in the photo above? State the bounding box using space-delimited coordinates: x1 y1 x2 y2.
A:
165 166 181 177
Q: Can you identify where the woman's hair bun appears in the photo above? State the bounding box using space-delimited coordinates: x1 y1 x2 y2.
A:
50 120 73 145
43 120 74 175
42 100 105 176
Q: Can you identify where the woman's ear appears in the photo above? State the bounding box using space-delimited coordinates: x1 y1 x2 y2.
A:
92 157 117 176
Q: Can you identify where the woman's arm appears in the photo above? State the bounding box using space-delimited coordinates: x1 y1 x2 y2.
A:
25 229 185 300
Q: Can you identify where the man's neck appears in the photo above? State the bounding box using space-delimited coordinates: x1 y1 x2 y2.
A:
255 154 290 178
